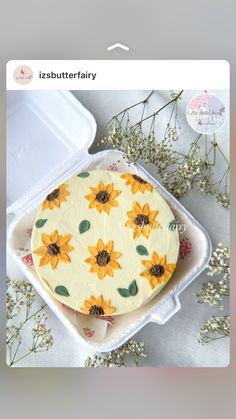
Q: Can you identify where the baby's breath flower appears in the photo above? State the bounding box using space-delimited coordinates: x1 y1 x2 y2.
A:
102 91 229 207
84 340 146 368
198 316 230 344
6 277 53 366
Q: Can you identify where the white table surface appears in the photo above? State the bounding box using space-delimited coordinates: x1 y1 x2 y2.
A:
7 90 229 367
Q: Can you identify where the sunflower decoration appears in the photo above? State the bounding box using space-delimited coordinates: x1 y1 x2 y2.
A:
85 181 121 214
33 230 74 270
125 202 160 239
85 239 121 279
80 295 116 315
140 251 176 289
42 184 70 210
120 173 153 194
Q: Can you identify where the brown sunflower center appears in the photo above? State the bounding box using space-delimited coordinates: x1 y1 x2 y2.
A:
149 264 165 277
135 214 149 226
132 175 147 184
47 243 60 256
96 250 110 266
95 190 110 204
89 305 104 315
46 188 60 201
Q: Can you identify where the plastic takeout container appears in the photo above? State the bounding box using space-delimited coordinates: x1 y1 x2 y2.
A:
7 90 212 352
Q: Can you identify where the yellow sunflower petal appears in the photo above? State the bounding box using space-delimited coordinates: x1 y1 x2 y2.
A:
133 229 141 239
97 267 106 279
131 182 139 193
59 244 74 253
90 265 99 273
132 202 141 213
109 260 120 270
103 203 110 214
50 256 58 270
50 230 58 243
41 234 52 245
105 240 113 253
110 251 121 260
127 210 137 218
84 300 92 308
97 295 103 305
38 255 49 266
85 256 96 264
96 205 103 213
80 306 89 314
151 251 160 264
146 183 153 192
110 190 121 198
106 183 113 193
141 260 152 268
98 181 105 190
33 246 47 255
105 266 113 277
88 246 98 256
142 203 150 215
53 199 60 208
58 253 70 263
85 193 96 201
57 234 72 246
125 220 134 227
139 184 146 193
97 239 104 251
42 201 49 210
141 228 150 239
109 200 119 207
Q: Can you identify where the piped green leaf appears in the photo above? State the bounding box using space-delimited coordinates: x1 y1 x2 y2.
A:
35 219 48 228
77 172 89 178
117 280 138 298
117 288 131 298
79 220 91 234
136 245 148 256
128 280 138 296
55 286 70 297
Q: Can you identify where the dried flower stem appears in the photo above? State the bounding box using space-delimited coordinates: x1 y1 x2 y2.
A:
102 90 229 208
6 277 53 366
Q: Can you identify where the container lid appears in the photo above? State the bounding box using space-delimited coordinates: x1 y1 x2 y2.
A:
7 90 97 214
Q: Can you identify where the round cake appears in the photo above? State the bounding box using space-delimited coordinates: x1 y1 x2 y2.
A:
31 170 179 316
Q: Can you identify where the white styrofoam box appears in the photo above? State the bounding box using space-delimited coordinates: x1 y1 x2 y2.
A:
7 90 212 352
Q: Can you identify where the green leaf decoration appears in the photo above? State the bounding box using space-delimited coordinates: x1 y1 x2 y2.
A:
136 245 148 256
117 280 138 298
35 219 48 228
77 172 90 178
117 288 131 298
168 219 176 231
55 286 70 297
79 220 91 234
128 280 138 296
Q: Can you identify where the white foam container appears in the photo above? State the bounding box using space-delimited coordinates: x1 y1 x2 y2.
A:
7 90 212 352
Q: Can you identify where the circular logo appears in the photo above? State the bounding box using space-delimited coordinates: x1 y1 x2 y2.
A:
14 65 33 85
186 93 226 134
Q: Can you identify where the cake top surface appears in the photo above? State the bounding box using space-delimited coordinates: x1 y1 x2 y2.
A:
31 170 179 315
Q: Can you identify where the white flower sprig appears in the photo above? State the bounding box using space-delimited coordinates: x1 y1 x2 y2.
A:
6 277 53 366
196 244 230 344
198 316 230 344
84 340 146 367
101 91 229 208
197 243 229 307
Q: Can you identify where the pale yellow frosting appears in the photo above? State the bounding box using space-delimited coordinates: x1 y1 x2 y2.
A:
31 170 179 315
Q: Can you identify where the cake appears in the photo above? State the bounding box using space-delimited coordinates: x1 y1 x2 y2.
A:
31 170 179 315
